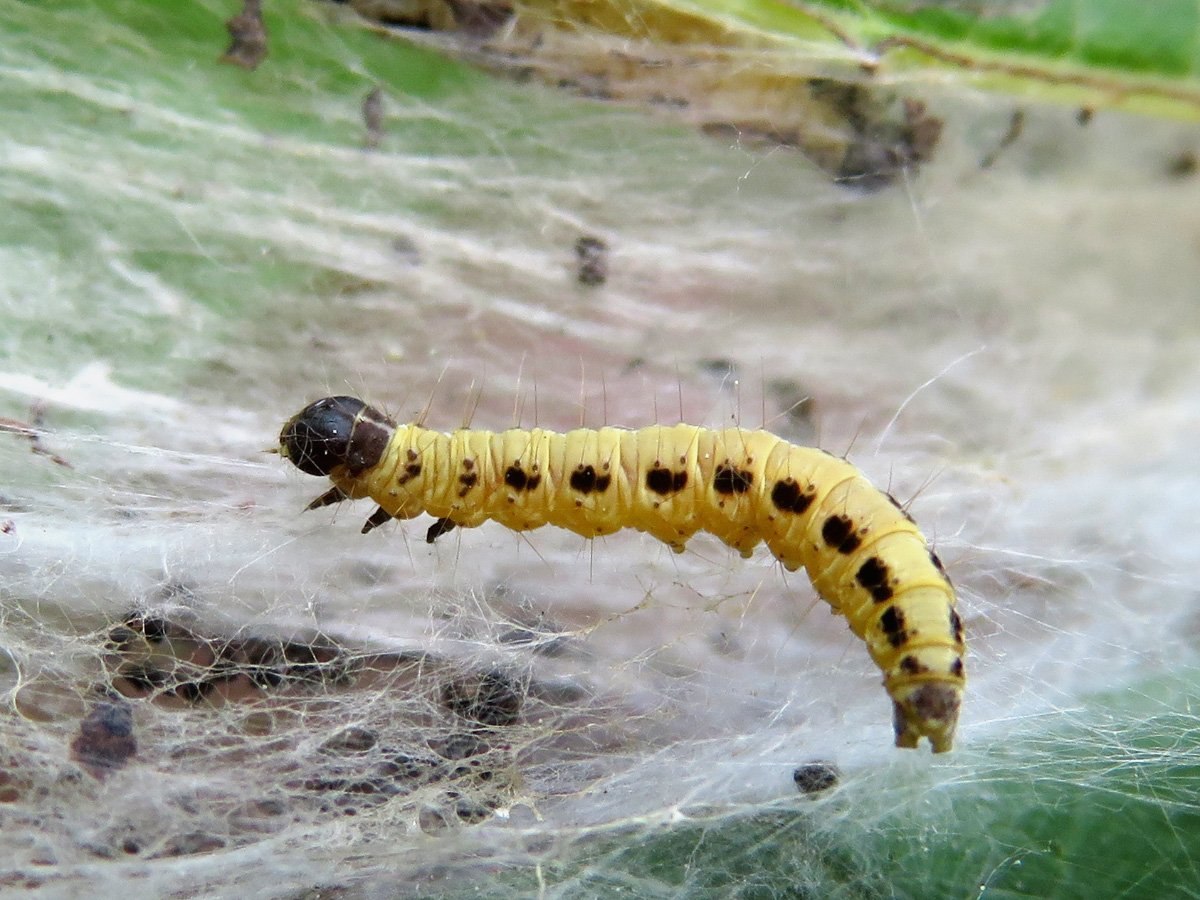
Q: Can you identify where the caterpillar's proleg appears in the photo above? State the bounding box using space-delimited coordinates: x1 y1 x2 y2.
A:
280 396 966 752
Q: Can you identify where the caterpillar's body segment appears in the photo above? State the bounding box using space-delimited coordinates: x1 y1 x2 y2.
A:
280 396 965 752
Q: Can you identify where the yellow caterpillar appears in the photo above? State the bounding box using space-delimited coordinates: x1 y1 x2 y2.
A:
279 396 965 752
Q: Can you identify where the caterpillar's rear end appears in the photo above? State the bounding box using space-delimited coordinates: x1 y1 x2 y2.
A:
697 430 965 753
279 396 965 753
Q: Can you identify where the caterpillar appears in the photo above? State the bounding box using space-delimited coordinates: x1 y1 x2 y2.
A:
278 396 965 752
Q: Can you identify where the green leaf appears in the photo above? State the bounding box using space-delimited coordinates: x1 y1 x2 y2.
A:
584 0 1200 118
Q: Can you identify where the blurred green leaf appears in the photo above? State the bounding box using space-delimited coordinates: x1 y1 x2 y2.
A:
655 0 1200 117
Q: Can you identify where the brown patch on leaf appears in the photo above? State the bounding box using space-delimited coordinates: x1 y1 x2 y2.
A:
0 403 72 468
222 0 268 71
574 235 609 286
363 85 385 149
70 703 137 778
351 0 512 37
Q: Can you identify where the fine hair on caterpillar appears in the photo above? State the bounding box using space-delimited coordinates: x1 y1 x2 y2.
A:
279 395 966 753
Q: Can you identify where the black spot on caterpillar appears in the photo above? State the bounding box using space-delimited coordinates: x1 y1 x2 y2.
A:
279 396 966 753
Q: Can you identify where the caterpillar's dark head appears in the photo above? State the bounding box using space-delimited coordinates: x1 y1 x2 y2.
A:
279 396 395 477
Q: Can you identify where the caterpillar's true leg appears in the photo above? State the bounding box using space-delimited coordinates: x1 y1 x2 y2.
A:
426 517 457 544
306 486 348 511
361 506 394 534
